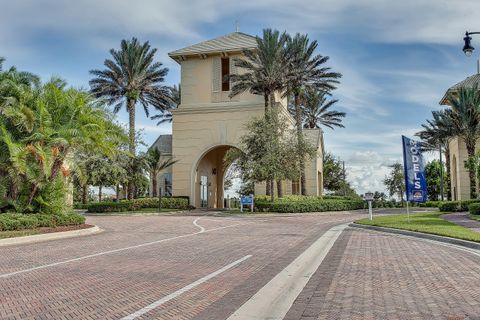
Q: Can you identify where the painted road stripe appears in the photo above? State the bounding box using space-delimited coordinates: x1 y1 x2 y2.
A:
228 223 348 320
121 255 252 320
0 220 247 279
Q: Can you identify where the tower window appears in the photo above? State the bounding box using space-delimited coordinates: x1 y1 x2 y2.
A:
221 58 230 91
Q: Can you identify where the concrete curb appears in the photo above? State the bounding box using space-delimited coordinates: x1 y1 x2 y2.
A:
0 225 103 247
227 223 348 320
350 223 480 251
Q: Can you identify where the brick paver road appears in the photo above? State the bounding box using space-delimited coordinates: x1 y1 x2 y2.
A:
286 227 480 320
0 213 359 319
2 212 480 319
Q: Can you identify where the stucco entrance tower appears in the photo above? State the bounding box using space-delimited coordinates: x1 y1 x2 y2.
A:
150 32 324 208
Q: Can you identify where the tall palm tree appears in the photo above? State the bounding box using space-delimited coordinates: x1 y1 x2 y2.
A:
229 29 289 197
285 34 341 195
445 87 480 199
151 84 180 125
299 88 346 129
146 147 177 197
230 29 289 114
0 57 4 71
416 109 453 200
89 37 171 199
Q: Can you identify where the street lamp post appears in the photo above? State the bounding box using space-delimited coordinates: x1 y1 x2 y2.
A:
462 31 480 57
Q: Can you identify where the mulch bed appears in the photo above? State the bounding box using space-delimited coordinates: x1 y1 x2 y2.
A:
34 224 94 234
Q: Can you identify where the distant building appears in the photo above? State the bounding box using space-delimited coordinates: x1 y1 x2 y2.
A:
440 73 480 200
150 32 324 208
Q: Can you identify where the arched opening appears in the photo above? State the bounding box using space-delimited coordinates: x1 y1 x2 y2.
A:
193 145 241 209
452 154 457 200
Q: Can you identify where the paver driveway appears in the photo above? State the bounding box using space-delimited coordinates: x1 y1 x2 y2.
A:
0 213 359 319
2 211 480 320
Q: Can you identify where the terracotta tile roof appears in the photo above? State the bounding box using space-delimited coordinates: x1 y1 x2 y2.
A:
168 32 257 59
440 73 480 105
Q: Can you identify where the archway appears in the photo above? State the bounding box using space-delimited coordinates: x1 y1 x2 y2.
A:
193 145 240 208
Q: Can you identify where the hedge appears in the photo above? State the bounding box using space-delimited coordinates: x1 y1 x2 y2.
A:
254 196 365 213
469 203 480 215
86 197 192 213
0 213 85 231
438 200 480 212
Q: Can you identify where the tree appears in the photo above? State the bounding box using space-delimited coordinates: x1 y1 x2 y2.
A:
230 29 289 115
146 147 177 197
227 109 315 201
383 162 405 205
300 88 346 129
323 152 345 192
151 84 180 125
425 159 446 201
285 33 341 195
416 109 453 200
0 70 119 213
89 37 171 199
444 88 480 199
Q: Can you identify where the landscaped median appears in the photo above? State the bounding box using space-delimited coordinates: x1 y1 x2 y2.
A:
0 212 87 239
254 195 366 213
355 212 480 242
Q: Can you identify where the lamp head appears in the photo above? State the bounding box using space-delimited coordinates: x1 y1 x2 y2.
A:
464 32 474 57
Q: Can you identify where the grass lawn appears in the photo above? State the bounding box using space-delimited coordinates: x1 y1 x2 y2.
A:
355 212 480 242
0 229 41 239
0 224 92 240
470 214 480 222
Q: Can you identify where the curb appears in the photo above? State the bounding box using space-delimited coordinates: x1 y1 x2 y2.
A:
349 223 480 251
0 225 103 247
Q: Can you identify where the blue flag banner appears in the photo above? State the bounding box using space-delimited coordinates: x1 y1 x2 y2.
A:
402 136 427 203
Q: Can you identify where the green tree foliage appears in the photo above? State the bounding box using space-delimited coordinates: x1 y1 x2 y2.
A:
299 87 346 129
227 110 316 201
383 162 405 205
425 159 446 201
0 59 120 213
89 38 171 199
285 34 341 195
323 153 345 192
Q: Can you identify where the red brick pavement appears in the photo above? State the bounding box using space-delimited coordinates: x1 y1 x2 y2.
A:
0 213 360 319
285 227 480 320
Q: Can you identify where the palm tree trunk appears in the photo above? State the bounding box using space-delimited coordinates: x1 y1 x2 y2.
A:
82 185 88 204
27 183 38 207
116 184 120 201
294 93 307 196
270 180 275 202
276 180 283 198
127 98 136 200
266 180 271 196
466 141 477 199
98 185 103 202
445 145 451 201
264 93 269 114
152 171 158 197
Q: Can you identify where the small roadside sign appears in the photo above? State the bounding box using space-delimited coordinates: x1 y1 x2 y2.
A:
240 195 254 212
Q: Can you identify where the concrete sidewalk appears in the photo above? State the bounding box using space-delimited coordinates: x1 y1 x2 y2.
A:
442 211 480 233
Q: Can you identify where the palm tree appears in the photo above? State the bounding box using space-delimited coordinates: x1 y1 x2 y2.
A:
0 57 4 71
151 84 180 125
416 109 453 200
146 147 177 197
445 87 480 199
89 37 171 199
230 29 289 114
299 88 346 129
229 29 289 197
285 34 341 195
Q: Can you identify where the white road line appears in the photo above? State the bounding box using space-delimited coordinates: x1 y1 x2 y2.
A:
121 255 252 320
0 222 247 279
228 223 348 320
193 217 206 233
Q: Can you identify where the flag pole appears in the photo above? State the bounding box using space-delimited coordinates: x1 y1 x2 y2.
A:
406 199 410 223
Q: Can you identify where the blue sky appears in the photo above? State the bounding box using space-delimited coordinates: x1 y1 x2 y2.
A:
1 0 479 195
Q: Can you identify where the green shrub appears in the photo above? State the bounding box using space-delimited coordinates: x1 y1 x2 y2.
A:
86 197 192 213
438 200 480 212
469 203 480 215
254 196 365 213
0 213 85 231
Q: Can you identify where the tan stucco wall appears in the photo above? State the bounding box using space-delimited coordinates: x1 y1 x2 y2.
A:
170 51 323 206
449 136 470 200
